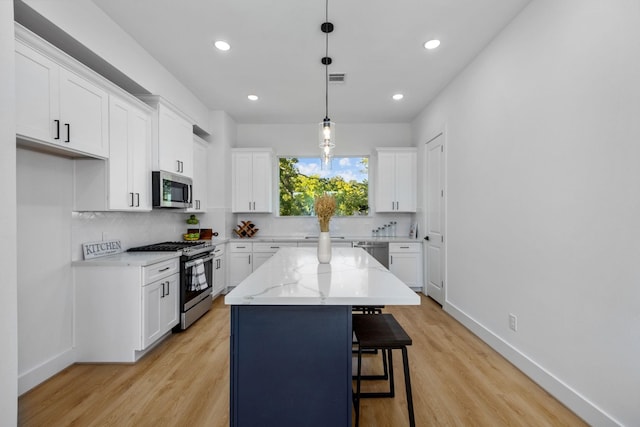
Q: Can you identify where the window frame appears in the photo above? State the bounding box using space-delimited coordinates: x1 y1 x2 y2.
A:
277 155 371 217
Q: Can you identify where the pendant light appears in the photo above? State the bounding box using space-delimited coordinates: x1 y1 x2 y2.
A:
319 0 335 169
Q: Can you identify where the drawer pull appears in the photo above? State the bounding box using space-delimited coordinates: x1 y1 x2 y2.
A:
158 266 171 272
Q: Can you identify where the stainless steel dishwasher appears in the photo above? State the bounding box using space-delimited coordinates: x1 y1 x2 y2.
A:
352 241 389 268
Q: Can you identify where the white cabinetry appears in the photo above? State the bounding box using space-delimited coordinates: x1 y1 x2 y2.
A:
228 241 296 287
140 96 193 178
232 149 273 213
142 272 179 348
188 136 208 212
252 242 297 270
389 242 423 291
229 242 253 287
212 245 226 296
74 94 152 211
15 36 109 158
74 257 180 362
375 148 417 212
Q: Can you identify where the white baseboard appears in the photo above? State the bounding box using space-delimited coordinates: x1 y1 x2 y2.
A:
18 347 75 395
444 301 621 427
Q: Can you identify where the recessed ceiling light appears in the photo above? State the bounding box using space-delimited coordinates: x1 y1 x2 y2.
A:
214 40 231 51
247 95 259 101
424 39 440 50
392 94 404 101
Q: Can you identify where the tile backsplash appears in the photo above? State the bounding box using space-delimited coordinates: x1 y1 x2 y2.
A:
71 209 416 261
71 210 197 261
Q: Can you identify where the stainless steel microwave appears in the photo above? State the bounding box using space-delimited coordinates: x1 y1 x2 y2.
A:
152 171 193 208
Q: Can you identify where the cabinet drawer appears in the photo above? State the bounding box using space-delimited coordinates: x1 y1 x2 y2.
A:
230 242 252 252
253 242 296 253
389 243 422 252
143 258 180 285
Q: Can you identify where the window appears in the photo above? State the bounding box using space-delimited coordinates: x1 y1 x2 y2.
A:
279 156 369 216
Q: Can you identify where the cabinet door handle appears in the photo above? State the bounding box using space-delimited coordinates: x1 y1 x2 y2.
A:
64 123 70 142
248 254 251 264
161 282 165 298
54 120 60 140
390 255 393 264
135 193 140 207
165 281 170 296
176 160 181 173
253 201 256 210
129 192 135 207
249 201 252 210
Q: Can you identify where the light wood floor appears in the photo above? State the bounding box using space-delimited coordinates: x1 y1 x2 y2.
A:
19 294 586 426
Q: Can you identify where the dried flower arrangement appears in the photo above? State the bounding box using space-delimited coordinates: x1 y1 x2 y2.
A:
314 194 337 232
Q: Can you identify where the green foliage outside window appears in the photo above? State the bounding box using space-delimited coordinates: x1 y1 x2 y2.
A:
279 157 369 216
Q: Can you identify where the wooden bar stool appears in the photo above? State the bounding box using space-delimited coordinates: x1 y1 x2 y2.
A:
352 313 415 427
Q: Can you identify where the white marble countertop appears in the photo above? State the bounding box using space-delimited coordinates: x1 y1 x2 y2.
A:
225 247 421 306
229 235 422 243
72 251 181 267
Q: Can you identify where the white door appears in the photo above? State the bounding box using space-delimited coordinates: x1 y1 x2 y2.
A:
394 150 417 212
425 133 445 305
231 151 254 212
15 42 59 143
251 151 273 212
59 68 109 157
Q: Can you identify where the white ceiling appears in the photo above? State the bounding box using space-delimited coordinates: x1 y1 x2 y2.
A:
92 0 531 124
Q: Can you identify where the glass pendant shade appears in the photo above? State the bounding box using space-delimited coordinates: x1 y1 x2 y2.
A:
319 118 334 170
321 149 332 170
319 117 335 150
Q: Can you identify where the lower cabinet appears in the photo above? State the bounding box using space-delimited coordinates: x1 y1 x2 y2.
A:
389 243 423 291
142 273 179 349
228 241 297 287
252 242 297 270
74 257 180 362
213 245 226 295
229 242 253 287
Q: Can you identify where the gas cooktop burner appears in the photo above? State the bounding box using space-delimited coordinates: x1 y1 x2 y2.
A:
127 241 212 253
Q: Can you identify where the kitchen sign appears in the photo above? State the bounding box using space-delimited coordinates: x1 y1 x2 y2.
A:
82 239 123 259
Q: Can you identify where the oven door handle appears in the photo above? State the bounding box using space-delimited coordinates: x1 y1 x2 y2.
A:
184 254 214 269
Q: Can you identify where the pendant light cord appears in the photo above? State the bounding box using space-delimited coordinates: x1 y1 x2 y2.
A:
325 0 329 120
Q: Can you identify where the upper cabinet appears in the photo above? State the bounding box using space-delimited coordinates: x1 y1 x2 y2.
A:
74 91 153 211
187 136 208 212
15 38 109 158
139 96 193 178
232 149 273 213
375 148 417 212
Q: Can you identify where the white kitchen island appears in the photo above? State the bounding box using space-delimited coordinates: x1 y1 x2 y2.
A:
225 247 419 427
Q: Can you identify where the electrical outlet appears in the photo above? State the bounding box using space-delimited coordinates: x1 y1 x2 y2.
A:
509 313 518 331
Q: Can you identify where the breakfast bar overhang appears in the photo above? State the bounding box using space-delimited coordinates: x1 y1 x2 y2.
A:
225 247 420 427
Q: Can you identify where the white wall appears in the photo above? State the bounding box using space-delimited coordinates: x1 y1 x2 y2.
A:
16 151 190 395
0 1 18 424
237 123 411 155
20 0 211 133
235 122 415 237
16 149 75 394
198 111 237 237
412 1 639 425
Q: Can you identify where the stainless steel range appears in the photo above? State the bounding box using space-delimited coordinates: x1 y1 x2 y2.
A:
128 241 215 330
